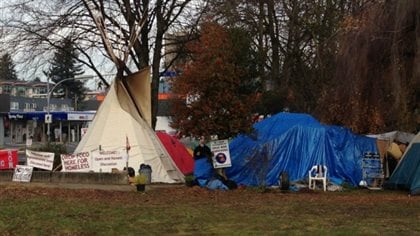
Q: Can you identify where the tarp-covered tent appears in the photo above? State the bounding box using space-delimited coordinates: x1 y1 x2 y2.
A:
366 131 415 178
385 132 420 195
367 131 415 144
156 131 194 175
224 113 378 186
75 69 184 183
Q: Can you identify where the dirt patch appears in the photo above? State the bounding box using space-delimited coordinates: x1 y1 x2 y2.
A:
0 182 416 205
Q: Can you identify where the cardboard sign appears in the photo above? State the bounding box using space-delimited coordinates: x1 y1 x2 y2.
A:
0 149 18 170
60 152 91 172
91 150 127 172
12 165 33 182
210 139 232 169
26 149 55 171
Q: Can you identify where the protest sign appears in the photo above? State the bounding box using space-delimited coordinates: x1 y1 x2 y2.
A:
26 149 55 171
91 150 126 172
210 139 232 169
0 149 18 170
60 152 91 172
12 165 33 182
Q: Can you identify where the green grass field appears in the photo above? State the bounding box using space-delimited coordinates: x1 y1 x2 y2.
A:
0 184 419 235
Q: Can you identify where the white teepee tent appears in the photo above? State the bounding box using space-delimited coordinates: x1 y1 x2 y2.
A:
74 69 184 183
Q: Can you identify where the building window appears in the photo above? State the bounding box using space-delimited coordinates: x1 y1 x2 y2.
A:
10 102 19 110
17 86 26 96
61 104 69 111
39 87 47 94
50 104 57 111
2 85 12 94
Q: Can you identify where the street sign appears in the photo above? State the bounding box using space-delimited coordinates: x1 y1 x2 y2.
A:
45 114 52 124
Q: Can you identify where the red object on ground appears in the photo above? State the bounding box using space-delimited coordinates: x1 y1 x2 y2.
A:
156 131 194 175
0 149 18 170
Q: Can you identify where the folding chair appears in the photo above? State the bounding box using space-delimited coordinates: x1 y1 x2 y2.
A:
308 165 328 191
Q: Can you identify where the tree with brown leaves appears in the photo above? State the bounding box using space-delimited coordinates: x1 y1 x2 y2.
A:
170 22 258 139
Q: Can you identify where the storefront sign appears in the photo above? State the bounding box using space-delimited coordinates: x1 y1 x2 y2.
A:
0 149 18 170
67 113 95 121
26 149 55 171
8 114 24 120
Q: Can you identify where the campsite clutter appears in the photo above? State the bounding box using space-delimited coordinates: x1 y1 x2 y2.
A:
133 173 148 192
188 112 418 193
2 109 418 195
2 66 417 194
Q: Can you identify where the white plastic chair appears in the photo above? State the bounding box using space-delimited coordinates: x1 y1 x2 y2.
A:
308 165 328 191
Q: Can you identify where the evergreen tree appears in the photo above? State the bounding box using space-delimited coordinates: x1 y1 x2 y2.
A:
0 53 18 81
47 37 85 102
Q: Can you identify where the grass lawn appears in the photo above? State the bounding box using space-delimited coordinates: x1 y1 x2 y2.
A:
0 184 419 235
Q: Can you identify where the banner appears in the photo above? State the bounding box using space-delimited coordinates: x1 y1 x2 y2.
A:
91 150 127 172
60 152 91 172
12 165 33 182
0 149 18 170
210 139 232 169
26 149 55 171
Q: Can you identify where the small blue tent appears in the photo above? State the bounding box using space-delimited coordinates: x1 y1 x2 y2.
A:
224 113 377 186
385 132 420 195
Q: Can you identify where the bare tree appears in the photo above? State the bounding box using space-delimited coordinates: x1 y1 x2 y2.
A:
0 0 202 128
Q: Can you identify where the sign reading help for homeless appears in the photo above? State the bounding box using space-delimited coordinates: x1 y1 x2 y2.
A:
60 152 91 172
210 139 232 169
91 150 127 172
26 149 55 171
0 149 18 170
12 165 33 182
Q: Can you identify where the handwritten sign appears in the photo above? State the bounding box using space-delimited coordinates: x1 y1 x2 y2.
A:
91 150 126 172
12 165 33 182
60 152 91 172
26 149 55 171
0 149 18 170
210 139 232 169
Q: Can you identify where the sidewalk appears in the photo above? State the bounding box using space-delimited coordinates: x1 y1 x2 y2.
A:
0 181 183 192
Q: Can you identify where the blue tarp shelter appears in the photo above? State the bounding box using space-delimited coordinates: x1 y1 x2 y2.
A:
222 113 378 186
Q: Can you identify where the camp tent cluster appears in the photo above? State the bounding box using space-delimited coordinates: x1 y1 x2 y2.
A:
73 70 418 194
192 112 378 188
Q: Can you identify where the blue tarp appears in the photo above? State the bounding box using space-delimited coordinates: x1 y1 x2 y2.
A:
222 113 378 187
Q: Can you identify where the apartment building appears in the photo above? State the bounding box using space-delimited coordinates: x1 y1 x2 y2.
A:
0 80 97 146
